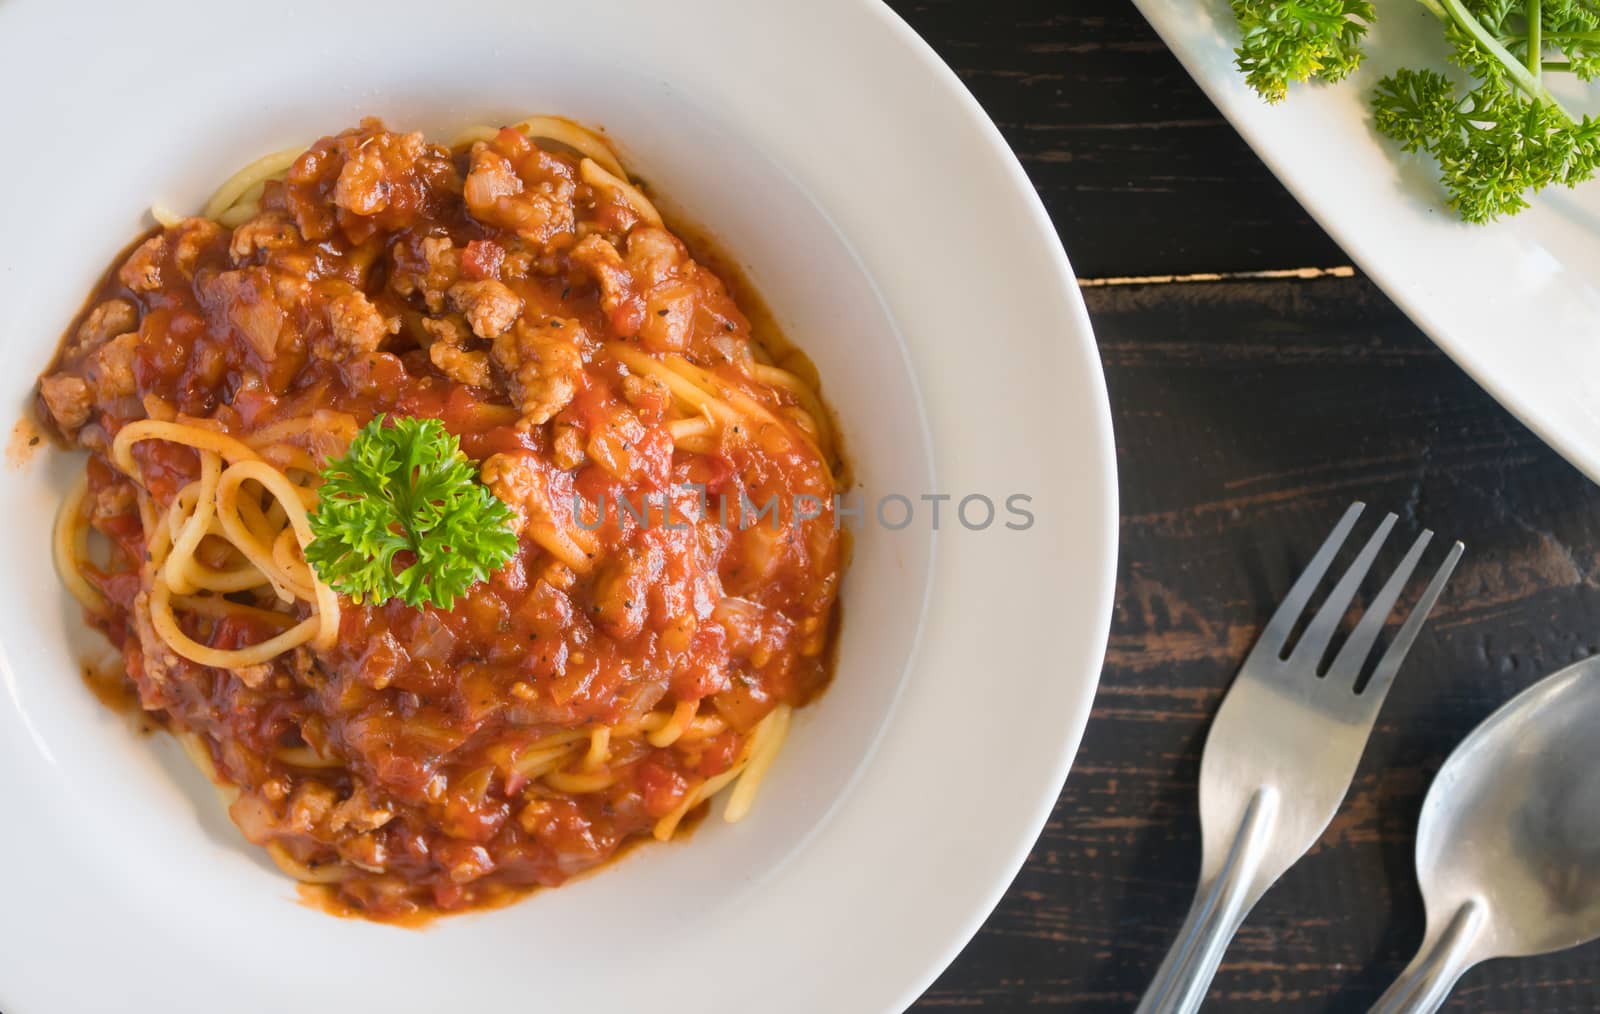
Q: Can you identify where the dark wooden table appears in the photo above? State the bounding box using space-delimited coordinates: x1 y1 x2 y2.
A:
891 2 1600 1011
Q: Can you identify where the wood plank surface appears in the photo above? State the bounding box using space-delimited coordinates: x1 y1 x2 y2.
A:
884 2 1600 1009
886 0 1348 279
914 272 1600 1011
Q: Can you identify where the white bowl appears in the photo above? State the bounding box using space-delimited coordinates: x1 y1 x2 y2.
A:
0 2 1117 1012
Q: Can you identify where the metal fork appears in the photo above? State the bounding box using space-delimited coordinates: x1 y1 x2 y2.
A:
1136 502 1463 1014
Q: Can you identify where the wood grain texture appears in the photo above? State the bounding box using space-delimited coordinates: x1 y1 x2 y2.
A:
884 0 1348 277
913 274 1600 1011
879 0 1600 1009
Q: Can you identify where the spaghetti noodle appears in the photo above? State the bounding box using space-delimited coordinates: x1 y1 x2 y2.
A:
37 116 842 919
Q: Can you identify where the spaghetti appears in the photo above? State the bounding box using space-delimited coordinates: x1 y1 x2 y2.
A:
38 116 842 918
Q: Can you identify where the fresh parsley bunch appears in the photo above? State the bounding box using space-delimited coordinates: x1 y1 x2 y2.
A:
1231 0 1600 221
306 415 518 610
1234 0 1376 102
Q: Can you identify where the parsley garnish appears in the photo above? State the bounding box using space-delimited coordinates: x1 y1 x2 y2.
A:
305 415 518 609
1233 0 1374 103
1232 0 1600 222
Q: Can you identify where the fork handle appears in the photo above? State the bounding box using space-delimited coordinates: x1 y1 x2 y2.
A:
1136 787 1279 1014
1368 900 1484 1014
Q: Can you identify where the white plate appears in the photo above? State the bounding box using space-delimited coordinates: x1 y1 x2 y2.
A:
1137 0 1600 481
0 2 1116 1012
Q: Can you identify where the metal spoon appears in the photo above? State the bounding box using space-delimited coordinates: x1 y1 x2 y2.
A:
1372 656 1600 1013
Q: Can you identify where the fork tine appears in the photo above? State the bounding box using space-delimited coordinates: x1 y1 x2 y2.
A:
1323 529 1432 686
1356 540 1464 699
1287 511 1398 669
1252 502 1365 660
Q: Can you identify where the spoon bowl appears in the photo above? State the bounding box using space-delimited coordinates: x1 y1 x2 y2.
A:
1374 656 1600 1013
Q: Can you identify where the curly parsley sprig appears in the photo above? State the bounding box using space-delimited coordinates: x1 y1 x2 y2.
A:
305 415 518 610
1233 0 1376 103
1231 0 1600 221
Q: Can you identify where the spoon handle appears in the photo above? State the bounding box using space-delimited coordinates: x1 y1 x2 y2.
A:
1370 900 1484 1014
1136 789 1277 1014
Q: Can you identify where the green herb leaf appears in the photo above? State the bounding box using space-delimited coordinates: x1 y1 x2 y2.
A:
1232 0 1376 103
1232 0 1600 221
1377 70 1600 221
305 415 518 610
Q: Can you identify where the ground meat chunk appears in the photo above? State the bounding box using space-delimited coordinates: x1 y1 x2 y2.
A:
390 235 461 312
74 299 137 352
284 117 459 243
286 782 338 834
448 279 523 338
502 247 535 279
230 210 300 263
569 235 625 298
329 786 394 834
85 332 140 404
619 226 683 286
570 227 698 348
129 589 184 711
429 342 492 387
316 289 398 361
118 235 166 292
551 423 587 470
38 374 92 432
171 218 225 277
490 317 585 429
334 130 426 216
462 131 577 245
481 452 563 539
419 315 470 347
420 312 491 386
